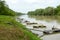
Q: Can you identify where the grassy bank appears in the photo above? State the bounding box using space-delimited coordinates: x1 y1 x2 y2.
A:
0 15 41 40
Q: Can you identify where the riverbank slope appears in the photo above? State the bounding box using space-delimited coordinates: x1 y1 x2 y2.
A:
0 15 41 40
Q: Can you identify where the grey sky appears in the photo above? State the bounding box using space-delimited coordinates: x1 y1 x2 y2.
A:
5 0 60 13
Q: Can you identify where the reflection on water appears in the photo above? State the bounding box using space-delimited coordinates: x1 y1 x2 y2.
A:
19 15 60 40
29 15 60 22
41 34 60 40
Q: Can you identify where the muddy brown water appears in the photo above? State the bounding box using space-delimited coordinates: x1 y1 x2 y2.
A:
18 15 60 40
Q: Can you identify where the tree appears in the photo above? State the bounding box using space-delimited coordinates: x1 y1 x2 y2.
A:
55 5 60 15
35 9 44 15
27 5 60 16
44 7 54 15
0 0 16 16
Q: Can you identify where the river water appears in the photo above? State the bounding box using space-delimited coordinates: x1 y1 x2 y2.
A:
18 15 60 40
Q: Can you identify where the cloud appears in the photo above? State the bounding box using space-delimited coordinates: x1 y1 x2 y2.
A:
24 0 37 3
5 0 60 13
5 0 18 4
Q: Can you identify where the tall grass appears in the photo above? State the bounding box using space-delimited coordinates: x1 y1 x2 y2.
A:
0 15 41 40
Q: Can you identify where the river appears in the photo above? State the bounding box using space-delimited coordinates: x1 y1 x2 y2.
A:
18 15 60 40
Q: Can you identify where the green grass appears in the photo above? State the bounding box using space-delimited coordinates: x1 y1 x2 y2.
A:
0 15 41 40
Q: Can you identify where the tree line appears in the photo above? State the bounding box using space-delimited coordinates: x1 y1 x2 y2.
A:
0 0 22 16
28 5 60 16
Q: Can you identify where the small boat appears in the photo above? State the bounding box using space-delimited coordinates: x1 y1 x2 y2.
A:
43 27 60 34
53 28 60 32
33 25 39 28
26 22 37 25
24 20 30 23
43 30 53 34
33 25 46 28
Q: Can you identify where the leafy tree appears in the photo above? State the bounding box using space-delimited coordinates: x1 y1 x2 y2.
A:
35 9 44 15
0 0 16 16
55 5 60 15
28 6 58 16
44 7 54 15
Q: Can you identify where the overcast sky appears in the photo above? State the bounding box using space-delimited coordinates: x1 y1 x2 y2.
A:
5 0 60 13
